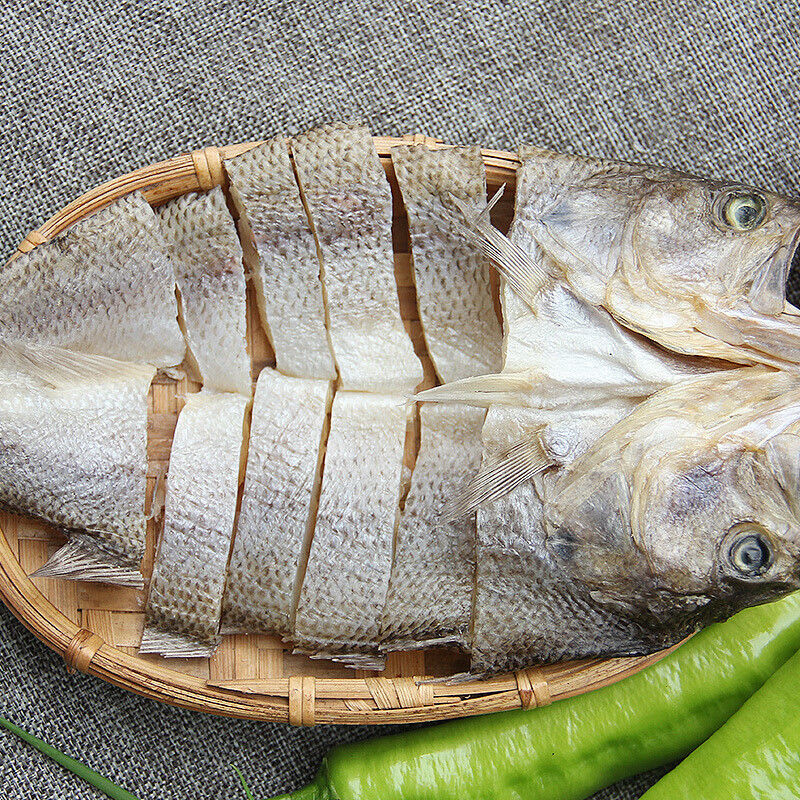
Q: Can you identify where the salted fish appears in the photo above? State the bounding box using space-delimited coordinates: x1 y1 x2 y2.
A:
532 368 800 661
221 369 331 637
391 145 502 383
0 192 184 369
0 345 154 588
380 403 484 652
293 391 408 668
291 123 423 393
507 144 800 369
141 391 247 657
225 137 336 380
157 188 251 395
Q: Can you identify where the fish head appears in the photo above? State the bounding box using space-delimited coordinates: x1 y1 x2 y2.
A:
628 176 800 314
545 377 800 648
632 437 800 623
520 147 800 366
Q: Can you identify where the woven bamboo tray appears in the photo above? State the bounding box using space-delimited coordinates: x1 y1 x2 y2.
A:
0 135 680 726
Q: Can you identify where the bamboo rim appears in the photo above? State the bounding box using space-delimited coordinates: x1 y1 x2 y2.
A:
0 135 680 725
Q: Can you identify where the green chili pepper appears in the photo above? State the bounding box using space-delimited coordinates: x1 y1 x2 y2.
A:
269 591 800 800
640 643 800 799
0 715 141 800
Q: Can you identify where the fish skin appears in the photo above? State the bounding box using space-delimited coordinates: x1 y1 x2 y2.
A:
225 136 337 381
0 192 185 369
142 390 248 657
293 391 408 669
513 145 800 369
542 368 800 654
157 187 251 395
391 144 502 383
380 403 484 652
0 345 154 587
221 369 331 637
290 123 423 394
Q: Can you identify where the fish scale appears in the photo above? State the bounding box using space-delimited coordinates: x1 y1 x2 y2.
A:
226 136 336 381
0 192 185 369
157 187 251 395
293 391 408 668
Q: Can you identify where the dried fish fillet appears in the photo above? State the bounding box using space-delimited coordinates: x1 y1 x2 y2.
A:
141 391 248 657
291 123 422 393
380 403 484 652
221 369 331 637
0 192 184 368
226 137 336 380
292 391 408 668
392 145 501 382
0 345 154 588
157 188 250 394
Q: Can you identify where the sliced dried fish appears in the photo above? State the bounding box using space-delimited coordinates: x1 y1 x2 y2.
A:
221 369 331 637
392 144 501 382
380 403 484 652
141 391 248 657
292 391 408 669
0 344 154 588
291 123 422 393
0 192 184 369
157 187 251 394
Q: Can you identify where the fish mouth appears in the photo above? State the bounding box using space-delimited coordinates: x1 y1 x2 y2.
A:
787 229 800 310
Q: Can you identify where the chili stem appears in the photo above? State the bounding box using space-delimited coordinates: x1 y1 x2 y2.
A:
0 714 141 800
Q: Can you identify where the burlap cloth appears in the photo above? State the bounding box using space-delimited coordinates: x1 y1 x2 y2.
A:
2 1 798 797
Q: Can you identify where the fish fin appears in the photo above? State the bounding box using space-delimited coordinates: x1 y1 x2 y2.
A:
441 434 554 521
765 433 800 512
147 468 167 522
331 653 386 671
413 372 537 407
0 342 155 388
30 538 145 588
748 260 788 315
449 187 552 308
138 627 219 658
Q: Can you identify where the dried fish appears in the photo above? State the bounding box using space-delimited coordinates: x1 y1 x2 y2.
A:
0 192 184 369
141 391 248 657
221 369 331 638
293 391 409 669
392 144 501 382
291 123 422 393
157 187 250 395
226 136 337 381
0 344 154 588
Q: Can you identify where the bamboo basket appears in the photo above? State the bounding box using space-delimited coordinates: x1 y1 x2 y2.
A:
0 135 680 726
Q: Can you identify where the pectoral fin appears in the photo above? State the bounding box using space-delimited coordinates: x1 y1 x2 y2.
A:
449 187 553 308
441 434 554 521
0 342 156 388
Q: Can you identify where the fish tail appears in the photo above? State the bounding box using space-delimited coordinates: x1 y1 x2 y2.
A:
30 538 145 589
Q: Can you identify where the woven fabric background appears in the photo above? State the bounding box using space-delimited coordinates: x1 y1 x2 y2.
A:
1 1 799 798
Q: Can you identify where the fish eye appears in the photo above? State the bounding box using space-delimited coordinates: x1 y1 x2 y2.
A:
718 192 768 232
727 529 773 577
